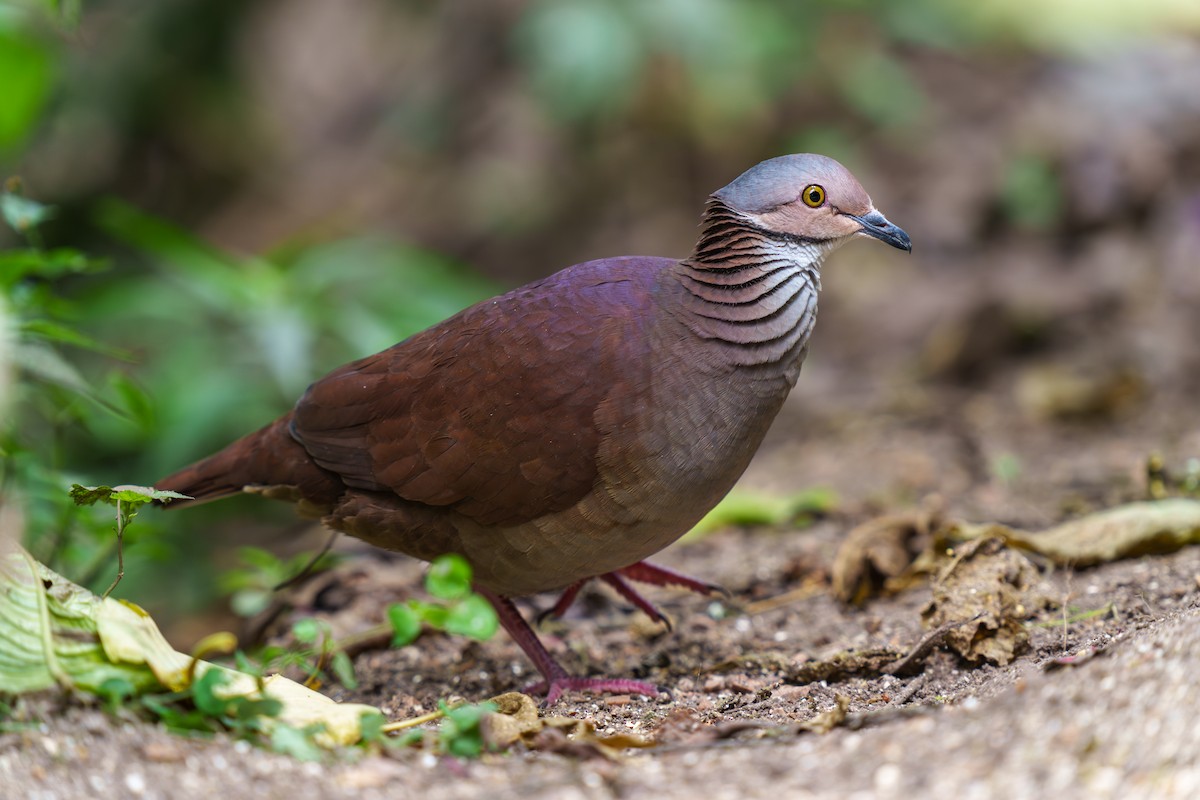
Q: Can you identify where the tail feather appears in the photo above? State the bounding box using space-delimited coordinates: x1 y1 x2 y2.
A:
155 413 342 510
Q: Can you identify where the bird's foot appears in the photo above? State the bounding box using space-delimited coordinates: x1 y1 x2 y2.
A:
525 676 661 706
540 560 728 627
476 586 662 706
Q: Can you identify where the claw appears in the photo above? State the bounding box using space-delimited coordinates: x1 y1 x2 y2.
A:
526 676 661 706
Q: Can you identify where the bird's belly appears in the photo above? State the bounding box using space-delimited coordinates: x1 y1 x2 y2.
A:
457 391 782 596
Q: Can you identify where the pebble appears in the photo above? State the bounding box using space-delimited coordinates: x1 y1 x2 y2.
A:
124 772 146 795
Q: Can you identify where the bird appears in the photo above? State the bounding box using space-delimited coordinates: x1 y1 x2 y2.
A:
155 154 911 703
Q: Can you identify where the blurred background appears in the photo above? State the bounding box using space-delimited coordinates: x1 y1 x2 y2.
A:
3 0 1200 644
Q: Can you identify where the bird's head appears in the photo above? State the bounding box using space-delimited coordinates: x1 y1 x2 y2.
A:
713 154 911 253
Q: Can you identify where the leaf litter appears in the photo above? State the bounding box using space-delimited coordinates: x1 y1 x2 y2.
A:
825 499 1200 670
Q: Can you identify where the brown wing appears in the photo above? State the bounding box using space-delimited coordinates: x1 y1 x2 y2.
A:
291 261 660 528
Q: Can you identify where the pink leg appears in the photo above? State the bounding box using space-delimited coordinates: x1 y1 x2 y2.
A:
475 586 660 705
542 560 727 625
600 572 672 630
536 579 585 625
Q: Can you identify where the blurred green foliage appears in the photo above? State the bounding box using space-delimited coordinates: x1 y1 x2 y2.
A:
0 23 56 152
1 183 150 594
0 2 496 621
84 201 495 471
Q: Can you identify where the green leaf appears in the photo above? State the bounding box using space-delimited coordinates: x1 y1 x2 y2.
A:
108 373 156 430
0 248 104 286
417 604 448 629
0 547 159 695
18 319 131 359
444 594 499 641
190 668 230 717
70 484 189 509
330 651 357 690
686 487 838 539
358 711 388 744
93 199 245 290
425 553 472 600
270 723 325 762
387 603 421 647
291 618 321 645
230 694 283 724
0 30 56 151
439 701 496 758
233 546 287 573
13 340 94 397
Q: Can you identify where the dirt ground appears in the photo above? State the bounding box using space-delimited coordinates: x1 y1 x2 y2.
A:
4 42 1200 800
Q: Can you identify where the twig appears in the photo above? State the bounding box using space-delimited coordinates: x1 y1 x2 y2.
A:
273 530 339 591
743 581 825 615
890 673 926 705
382 706 454 734
101 498 129 599
883 614 983 676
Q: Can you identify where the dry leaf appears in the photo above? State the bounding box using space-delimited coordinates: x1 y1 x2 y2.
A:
951 500 1200 567
832 507 940 604
482 691 655 759
482 692 542 748
921 537 1041 665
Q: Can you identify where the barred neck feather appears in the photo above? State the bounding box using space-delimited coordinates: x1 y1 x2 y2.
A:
672 198 836 371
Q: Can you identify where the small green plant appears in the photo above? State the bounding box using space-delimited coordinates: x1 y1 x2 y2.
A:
142 669 283 738
385 699 499 757
289 618 358 690
220 552 496 692
234 636 346 695
437 700 497 758
386 554 500 646
68 484 188 597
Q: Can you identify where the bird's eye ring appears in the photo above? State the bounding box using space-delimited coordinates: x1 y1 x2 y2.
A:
801 185 826 208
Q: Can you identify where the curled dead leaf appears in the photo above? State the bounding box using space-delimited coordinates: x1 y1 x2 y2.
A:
921 537 1042 665
481 692 542 748
832 506 941 604
481 691 654 759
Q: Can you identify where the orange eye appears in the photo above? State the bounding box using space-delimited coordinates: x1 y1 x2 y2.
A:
801 184 826 208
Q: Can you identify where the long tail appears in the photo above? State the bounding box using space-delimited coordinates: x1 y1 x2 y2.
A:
154 413 341 510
